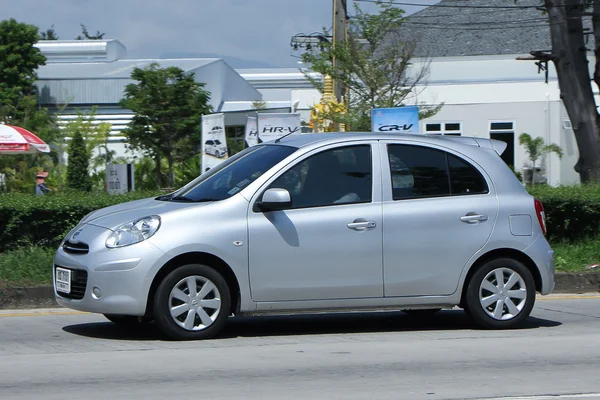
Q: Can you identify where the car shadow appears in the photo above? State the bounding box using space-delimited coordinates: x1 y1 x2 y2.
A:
62 309 561 341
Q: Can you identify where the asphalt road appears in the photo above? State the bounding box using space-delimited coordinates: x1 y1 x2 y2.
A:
1 295 599 400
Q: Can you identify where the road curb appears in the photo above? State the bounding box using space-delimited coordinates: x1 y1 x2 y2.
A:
0 286 57 310
0 272 599 310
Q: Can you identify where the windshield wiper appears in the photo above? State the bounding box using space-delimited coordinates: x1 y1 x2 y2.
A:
190 198 219 202
168 196 219 203
169 195 195 202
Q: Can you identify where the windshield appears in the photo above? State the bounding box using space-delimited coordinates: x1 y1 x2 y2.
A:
164 144 297 202
214 140 221 145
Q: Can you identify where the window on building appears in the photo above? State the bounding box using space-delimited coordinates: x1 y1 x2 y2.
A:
489 121 515 167
424 122 462 136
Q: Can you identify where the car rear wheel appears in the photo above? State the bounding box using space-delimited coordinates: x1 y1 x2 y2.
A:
153 264 231 340
465 258 535 329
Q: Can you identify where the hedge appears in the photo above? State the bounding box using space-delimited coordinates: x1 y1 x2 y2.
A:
528 184 600 242
0 185 598 252
0 191 160 252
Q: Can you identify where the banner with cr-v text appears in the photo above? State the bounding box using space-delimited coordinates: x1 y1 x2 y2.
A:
371 106 420 134
257 113 301 143
201 113 228 174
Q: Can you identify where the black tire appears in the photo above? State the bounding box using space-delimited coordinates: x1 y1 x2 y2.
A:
104 314 149 329
401 308 442 317
153 264 231 340
464 258 536 329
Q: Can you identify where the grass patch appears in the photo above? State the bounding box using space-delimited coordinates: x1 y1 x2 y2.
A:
0 239 599 288
551 237 600 273
0 247 54 287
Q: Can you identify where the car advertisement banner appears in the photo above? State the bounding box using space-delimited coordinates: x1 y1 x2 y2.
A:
245 116 258 148
371 106 420 134
257 113 301 142
201 113 228 173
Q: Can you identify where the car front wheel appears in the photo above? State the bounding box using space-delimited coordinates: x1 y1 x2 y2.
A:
153 264 231 340
465 258 536 329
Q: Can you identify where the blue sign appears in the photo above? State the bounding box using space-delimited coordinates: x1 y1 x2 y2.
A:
371 106 420 134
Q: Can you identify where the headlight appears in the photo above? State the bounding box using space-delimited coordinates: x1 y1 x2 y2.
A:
105 215 161 248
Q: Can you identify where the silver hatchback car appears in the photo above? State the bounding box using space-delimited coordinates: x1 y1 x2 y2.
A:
54 133 555 340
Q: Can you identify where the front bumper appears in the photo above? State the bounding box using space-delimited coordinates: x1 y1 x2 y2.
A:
53 223 167 316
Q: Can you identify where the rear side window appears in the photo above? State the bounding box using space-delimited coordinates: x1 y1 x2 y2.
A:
448 154 488 195
387 144 488 200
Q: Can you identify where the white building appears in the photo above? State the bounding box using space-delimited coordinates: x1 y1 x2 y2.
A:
405 54 578 186
397 0 588 185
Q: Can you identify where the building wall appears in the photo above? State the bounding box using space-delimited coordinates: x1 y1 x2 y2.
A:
418 101 578 186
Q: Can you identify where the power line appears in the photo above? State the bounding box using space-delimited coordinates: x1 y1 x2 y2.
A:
402 17 548 25
400 22 550 30
354 0 594 9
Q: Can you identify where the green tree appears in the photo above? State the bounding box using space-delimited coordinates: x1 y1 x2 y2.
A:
0 19 47 124
75 24 105 40
300 1 440 131
39 25 58 40
524 1 600 182
251 100 267 110
120 63 212 188
519 133 563 185
66 131 92 191
0 19 59 192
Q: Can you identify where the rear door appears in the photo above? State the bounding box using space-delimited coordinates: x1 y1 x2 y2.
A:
380 141 499 297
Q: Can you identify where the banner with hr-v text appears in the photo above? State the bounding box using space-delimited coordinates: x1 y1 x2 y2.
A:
201 113 228 174
245 116 258 147
371 106 420 134
257 113 302 143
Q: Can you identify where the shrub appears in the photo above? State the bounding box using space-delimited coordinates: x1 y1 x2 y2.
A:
528 184 600 242
0 191 160 252
66 131 93 191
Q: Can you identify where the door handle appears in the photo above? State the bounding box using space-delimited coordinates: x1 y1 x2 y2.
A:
347 220 377 230
460 213 488 223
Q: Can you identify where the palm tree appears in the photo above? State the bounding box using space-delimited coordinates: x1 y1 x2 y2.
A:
519 133 563 185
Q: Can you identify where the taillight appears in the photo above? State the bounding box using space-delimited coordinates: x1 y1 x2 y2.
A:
534 198 547 236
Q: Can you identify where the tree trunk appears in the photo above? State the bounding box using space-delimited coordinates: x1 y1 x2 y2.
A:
154 155 163 189
546 0 600 182
166 154 175 190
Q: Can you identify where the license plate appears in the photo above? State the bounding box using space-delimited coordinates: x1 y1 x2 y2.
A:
55 267 71 294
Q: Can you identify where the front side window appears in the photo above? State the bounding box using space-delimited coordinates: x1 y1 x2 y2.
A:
166 144 297 202
268 145 372 209
388 144 488 200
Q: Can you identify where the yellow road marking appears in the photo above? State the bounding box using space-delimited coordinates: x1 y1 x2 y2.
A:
0 295 599 318
537 294 600 301
0 310 87 318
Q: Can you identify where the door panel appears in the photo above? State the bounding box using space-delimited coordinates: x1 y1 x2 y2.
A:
380 142 498 297
248 143 384 302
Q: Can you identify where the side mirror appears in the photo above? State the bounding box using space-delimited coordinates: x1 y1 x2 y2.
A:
257 188 292 212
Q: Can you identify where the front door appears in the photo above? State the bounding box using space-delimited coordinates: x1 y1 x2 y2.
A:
380 142 498 297
247 143 384 302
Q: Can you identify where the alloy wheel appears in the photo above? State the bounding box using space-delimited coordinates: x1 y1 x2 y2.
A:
479 267 527 321
169 275 222 331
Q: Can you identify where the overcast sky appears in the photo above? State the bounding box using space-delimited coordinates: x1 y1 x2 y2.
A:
3 0 435 68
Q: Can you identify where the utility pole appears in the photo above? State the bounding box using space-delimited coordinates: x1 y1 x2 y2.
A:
332 0 347 103
332 0 348 131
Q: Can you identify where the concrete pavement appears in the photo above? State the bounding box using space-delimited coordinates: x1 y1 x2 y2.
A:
0 295 599 400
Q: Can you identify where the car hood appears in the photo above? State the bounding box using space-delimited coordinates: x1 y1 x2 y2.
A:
83 197 211 229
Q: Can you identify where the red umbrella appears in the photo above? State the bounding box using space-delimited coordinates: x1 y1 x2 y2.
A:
0 124 51 154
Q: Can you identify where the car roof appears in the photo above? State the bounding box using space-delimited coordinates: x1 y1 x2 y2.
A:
272 132 507 155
